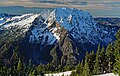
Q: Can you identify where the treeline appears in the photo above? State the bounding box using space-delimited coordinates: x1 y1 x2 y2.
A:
0 57 75 76
0 48 75 75
71 30 120 76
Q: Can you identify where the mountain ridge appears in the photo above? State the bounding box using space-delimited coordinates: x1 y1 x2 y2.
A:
0 7 120 65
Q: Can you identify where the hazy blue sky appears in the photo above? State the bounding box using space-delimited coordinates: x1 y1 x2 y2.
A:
0 0 120 17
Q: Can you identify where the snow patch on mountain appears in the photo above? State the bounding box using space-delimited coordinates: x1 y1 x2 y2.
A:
29 27 57 45
0 18 6 26
28 14 58 45
3 14 39 29
46 10 56 28
51 27 60 40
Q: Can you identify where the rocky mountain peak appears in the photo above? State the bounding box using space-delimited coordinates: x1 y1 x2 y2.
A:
0 7 119 64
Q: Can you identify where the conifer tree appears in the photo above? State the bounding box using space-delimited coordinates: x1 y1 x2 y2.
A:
82 52 91 76
99 47 105 73
93 45 100 75
88 51 95 72
105 44 114 73
82 60 91 76
113 30 120 75
17 58 22 75
76 60 83 75
113 55 120 76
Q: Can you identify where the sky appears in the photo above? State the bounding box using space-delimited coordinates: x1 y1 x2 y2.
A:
0 0 120 17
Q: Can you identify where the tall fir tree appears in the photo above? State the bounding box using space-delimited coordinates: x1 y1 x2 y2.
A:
113 55 120 76
105 44 114 73
93 45 100 75
82 52 91 76
76 60 83 76
113 30 120 75
100 47 105 73
17 58 22 75
88 51 95 72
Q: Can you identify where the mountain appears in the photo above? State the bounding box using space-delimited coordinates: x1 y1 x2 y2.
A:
0 7 119 65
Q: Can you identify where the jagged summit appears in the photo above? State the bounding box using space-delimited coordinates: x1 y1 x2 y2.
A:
48 7 94 29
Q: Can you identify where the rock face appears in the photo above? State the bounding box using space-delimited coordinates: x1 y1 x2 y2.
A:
0 7 119 65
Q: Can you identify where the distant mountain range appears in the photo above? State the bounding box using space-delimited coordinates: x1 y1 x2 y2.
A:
0 7 119 65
